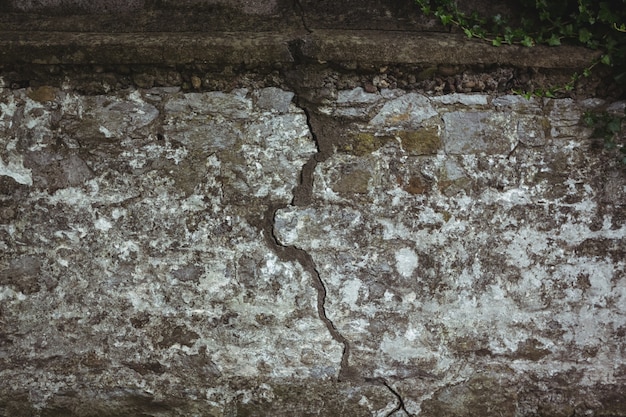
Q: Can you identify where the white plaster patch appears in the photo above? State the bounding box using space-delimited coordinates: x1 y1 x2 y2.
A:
370 93 437 128
337 87 381 104
497 187 532 205
432 93 489 106
47 187 91 207
94 217 113 232
115 240 140 260
0 94 17 122
260 254 283 276
380 332 432 363
341 278 362 309
404 324 421 342
0 156 32 185
377 218 411 240
395 247 418 278
99 126 113 138
181 195 206 212
111 208 126 220
127 90 144 103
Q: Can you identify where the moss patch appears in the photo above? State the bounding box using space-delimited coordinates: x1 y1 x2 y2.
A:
333 169 371 194
27 86 57 102
397 128 441 155
402 175 430 195
421 375 518 417
340 132 391 156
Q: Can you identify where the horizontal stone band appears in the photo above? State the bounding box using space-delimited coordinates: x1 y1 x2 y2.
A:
0 30 599 68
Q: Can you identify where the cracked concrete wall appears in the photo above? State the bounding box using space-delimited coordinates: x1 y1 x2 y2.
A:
1 76 625 415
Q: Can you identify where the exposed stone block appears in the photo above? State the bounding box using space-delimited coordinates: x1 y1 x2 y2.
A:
442 111 515 154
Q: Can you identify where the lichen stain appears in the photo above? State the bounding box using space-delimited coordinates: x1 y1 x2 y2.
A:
399 174 430 195
332 169 371 194
420 375 518 417
26 86 57 103
340 132 391 156
397 128 441 155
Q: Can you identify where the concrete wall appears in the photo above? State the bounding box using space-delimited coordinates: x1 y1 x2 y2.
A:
0 1 625 416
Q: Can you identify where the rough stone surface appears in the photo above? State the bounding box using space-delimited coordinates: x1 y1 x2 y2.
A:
1 1 625 411
0 86 367 415
274 89 626 415
1 77 625 415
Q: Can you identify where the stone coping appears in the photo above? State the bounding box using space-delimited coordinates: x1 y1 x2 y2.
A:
0 30 599 69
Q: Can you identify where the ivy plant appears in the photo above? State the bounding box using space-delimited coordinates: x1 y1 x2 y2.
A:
583 109 626 164
415 0 626 162
415 0 626 97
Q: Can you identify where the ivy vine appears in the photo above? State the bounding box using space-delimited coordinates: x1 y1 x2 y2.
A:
583 109 626 165
415 0 626 97
415 0 626 162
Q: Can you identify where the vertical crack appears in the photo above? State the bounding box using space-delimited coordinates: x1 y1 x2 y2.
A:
291 105 318 207
262 81 355 381
366 377 413 417
264 204 352 381
269 59 408 413
383 379 412 417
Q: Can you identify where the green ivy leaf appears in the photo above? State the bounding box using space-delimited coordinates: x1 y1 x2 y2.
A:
598 2 618 23
582 112 595 126
434 9 448 22
547 34 561 45
414 0 626 108
586 39 599 49
521 36 534 47
563 23 574 36
607 119 622 134
578 28 592 43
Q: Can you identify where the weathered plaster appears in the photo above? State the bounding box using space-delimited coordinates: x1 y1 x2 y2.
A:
0 86 364 414
1 79 625 415
275 89 626 414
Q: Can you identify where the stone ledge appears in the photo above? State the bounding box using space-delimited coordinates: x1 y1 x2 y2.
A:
0 30 599 69
0 31 298 66
304 30 600 69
